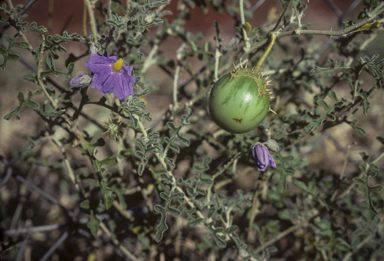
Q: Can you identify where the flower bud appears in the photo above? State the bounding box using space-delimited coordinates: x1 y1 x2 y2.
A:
70 75 92 88
252 144 276 172
263 139 280 152
90 44 98 54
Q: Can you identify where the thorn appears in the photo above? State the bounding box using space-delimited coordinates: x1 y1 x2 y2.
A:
269 108 277 114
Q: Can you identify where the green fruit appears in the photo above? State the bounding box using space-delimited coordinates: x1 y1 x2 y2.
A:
208 68 271 134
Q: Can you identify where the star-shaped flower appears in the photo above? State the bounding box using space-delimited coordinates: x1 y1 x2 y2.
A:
252 143 276 172
84 53 136 100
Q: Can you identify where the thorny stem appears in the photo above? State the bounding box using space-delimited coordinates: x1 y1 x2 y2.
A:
271 0 294 32
107 0 112 20
142 38 159 73
84 0 98 43
213 20 222 81
239 0 250 51
37 35 58 109
51 137 79 191
173 44 185 112
245 2 384 57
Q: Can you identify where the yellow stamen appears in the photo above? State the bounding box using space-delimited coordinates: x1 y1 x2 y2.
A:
113 58 124 72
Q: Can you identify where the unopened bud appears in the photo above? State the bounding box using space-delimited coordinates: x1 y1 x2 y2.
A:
70 75 92 88
264 139 280 153
90 44 98 54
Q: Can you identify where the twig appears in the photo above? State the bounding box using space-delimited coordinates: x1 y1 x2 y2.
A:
84 0 98 43
99 222 140 261
39 230 69 261
37 35 58 109
239 0 250 50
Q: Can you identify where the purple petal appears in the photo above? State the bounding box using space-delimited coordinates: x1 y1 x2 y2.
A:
256 145 269 166
84 53 136 99
88 53 116 64
267 153 276 168
89 68 112 91
84 62 112 74
100 72 122 96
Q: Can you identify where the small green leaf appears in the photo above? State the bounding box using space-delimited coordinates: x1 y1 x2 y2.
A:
188 217 204 227
369 185 383 193
87 210 101 236
168 207 182 217
154 205 168 242
353 177 366 185
80 200 90 209
294 180 316 195
100 179 114 210
23 73 37 83
4 90 43 120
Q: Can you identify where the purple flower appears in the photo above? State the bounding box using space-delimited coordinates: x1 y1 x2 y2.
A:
252 144 276 171
84 53 136 100
70 75 92 87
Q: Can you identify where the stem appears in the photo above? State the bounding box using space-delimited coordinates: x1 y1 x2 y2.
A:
254 220 309 254
272 0 294 32
213 20 222 81
83 0 87 36
107 0 112 20
339 143 355 180
253 32 277 74
246 2 384 55
239 0 250 50
173 44 184 112
37 35 58 109
99 223 140 261
84 0 98 43
6 0 34 52
51 137 79 191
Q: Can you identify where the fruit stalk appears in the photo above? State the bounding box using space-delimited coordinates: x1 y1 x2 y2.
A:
253 32 277 74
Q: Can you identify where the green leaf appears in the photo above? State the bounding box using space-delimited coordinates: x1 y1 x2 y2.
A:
168 207 182 217
369 185 383 193
95 156 118 173
100 179 114 210
111 185 127 210
154 205 168 242
278 210 292 220
26 21 48 33
22 73 37 83
349 119 366 136
87 210 101 236
0 35 20 70
188 217 204 227
294 180 316 195
353 177 366 186
80 200 90 209
4 90 44 120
